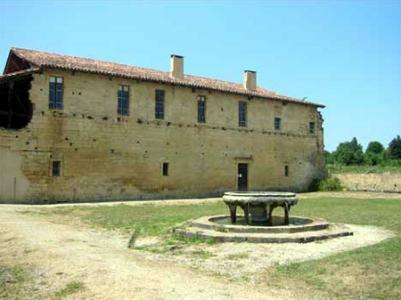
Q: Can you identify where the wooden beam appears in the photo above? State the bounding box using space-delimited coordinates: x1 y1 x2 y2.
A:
15 94 28 114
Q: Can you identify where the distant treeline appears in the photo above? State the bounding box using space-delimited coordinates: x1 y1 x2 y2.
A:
326 135 401 167
309 135 401 191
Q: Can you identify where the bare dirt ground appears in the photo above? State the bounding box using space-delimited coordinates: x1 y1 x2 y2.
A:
0 205 297 300
1 191 398 299
140 224 393 282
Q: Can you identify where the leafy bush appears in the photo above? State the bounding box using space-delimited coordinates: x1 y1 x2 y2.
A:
365 152 384 166
309 177 343 192
318 177 343 191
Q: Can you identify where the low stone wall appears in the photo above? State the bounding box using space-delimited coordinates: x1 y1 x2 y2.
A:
333 173 401 193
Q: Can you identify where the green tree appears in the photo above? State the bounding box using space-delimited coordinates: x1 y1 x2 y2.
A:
332 137 365 165
388 135 401 160
324 150 334 164
365 141 384 165
366 141 384 155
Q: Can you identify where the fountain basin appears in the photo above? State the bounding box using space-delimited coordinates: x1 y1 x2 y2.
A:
223 191 298 225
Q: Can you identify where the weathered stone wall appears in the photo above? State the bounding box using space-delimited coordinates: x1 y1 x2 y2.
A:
0 69 324 203
334 173 401 193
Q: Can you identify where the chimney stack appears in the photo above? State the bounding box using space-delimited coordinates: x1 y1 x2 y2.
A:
170 54 184 79
243 70 257 91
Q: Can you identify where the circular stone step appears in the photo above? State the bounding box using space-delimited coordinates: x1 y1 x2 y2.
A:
173 215 353 243
190 215 330 234
173 226 354 244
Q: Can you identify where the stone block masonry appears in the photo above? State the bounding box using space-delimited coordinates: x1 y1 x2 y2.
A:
0 49 325 203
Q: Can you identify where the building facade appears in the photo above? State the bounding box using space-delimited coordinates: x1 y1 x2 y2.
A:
0 48 325 203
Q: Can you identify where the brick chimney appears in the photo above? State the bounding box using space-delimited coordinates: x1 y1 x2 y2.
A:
170 54 184 79
243 70 256 91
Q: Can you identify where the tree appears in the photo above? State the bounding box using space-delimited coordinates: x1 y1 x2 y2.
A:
332 137 365 165
365 141 384 165
324 150 334 164
366 141 384 155
388 135 401 160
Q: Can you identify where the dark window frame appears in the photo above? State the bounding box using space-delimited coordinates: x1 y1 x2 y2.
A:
155 89 165 119
117 85 130 116
284 165 289 177
238 101 247 127
309 122 315 134
52 160 61 177
197 95 206 123
49 76 63 110
274 117 281 130
162 162 169 176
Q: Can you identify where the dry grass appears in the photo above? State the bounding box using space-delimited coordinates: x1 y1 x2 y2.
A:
23 194 401 299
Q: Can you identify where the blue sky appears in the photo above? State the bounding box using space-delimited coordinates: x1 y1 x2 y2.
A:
1 0 400 151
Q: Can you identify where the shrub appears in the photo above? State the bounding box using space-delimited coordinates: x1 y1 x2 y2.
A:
318 177 343 191
308 176 343 192
366 152 384 166
308 178 320 192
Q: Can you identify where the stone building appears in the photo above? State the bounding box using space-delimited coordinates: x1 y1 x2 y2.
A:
0 48 325 203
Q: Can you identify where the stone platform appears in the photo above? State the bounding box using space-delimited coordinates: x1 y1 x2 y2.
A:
173 215 353 243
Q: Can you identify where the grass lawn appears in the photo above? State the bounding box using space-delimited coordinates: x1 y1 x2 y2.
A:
0 265 31 300
36 196 401 299
37 201 226 237
273 197 401 299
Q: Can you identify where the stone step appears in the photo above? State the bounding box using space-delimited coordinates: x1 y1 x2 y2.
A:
189 215 330 234
173 225 353 244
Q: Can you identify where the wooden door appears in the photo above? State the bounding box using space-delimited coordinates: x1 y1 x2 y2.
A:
237 163 248 191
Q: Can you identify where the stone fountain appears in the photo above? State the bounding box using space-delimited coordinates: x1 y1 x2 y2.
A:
222 191 298 225
173 191 354 243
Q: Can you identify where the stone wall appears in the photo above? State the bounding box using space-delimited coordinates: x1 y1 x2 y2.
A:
0 69 324 203
334 173 401 193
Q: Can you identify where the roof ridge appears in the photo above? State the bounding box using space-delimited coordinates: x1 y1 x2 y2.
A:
7 47 324 108
12 47 168 74
12 47 257 89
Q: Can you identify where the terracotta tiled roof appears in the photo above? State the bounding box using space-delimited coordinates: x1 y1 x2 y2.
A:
3 47 324 107
0 68 40 82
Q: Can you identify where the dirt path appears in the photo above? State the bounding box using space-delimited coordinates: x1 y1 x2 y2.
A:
0 206 296 300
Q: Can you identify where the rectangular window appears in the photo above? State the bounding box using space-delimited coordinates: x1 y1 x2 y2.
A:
52 161 61 177
155 89 165 119
274 117 281 130
284 165 289 177
117 85 129 115
239 101 247 127
162 162 169 176
49 76 63 110
309 122 315 134
197 95 206 123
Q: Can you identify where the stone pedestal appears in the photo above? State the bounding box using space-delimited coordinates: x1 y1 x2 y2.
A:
249 205 269 224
